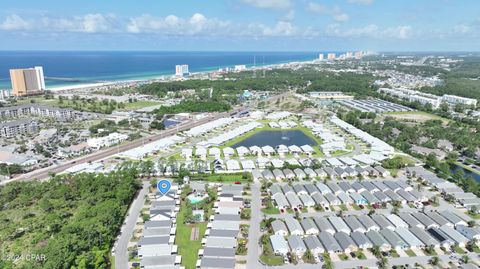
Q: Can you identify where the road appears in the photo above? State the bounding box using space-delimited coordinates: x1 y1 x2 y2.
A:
114 181 150 269
247 183 263 269
6 110 232 184
4 91 292 184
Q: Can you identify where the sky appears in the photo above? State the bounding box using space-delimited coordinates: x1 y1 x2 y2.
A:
0 0 479 51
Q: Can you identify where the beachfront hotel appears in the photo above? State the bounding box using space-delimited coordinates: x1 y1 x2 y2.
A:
9 66 46 96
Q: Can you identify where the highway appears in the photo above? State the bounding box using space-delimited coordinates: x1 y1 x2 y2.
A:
6 91 290 183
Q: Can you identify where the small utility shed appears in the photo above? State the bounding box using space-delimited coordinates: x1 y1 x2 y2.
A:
303 235 325 255
271 220 288 236
380 229 409 250
313 217 335 235
301 218 319 235
288 235 307 256
357 215 380 232
335 232 357 253
328 216 351 234
409 226 440 248
344 215 366 233
366 230 391 251
395 227 424 249
351 231 373 249
285 217 304 236
424 211 453 228
270 235 289 256
439 211 468 227
318 231 342 253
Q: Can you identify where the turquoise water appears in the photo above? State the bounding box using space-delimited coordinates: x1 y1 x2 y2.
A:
187 194 206 204
0 51 326 90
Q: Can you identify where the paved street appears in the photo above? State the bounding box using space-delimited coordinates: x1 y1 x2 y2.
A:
247 183 263 269
114 181 150 269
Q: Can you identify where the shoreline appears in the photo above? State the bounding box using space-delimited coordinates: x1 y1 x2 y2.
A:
3 56 318 93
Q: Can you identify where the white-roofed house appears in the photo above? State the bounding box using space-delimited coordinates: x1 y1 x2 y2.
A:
240 159 255 171
209 147 221 157
223 147 235 158
236 146 250 157
249 146 262 156
262 146 276 156
288 145 302 154
300 145 315 156
226 159 241 171
276 144 289 155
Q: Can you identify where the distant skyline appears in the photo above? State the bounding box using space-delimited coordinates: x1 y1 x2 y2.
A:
0 0 479 51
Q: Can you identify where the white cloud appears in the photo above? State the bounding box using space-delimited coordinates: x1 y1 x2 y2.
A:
0 13 116 33
347 0 374 5
0 14 33 30
307 2 349 22
241 0 291 10
326 23 412 39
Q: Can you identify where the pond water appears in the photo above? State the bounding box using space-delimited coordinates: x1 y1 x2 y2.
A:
232 130 317 148
450 164 480 183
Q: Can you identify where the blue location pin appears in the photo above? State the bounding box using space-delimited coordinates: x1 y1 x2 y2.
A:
157 179 171 196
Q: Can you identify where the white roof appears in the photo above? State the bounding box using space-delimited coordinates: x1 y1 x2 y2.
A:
300 145 314 152
241 159 255 170
226 159 241 171
185 117 235 136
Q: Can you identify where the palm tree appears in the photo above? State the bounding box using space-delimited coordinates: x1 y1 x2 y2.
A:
377 257 388 269
371 245 381 258
430 256 439 265
426 245 435 255
303 250 314 263
461 255 470 264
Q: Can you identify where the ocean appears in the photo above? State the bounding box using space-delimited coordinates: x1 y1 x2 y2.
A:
0 51 322 90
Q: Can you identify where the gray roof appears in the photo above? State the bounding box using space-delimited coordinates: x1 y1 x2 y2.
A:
344 216 365 232
270 184 282 195
209 229 239 238
328 216 351 234
338 181 354 192
412 213 438 228
366 230 390 248
395 227 424 248
409 227 439 247
427 227 454 244
272 220 288 234
371 214 394 230
383 181 401 191
200 257 236 269
335 232 357 250
371 181 389 192
318 231 341 252
361 191 380 204
424 211 451 227
313 216 335 233
396 189 416 202
293 184 307 194
337 192 353 204
142 227 171 237
315 182 331 194
304 235 323 251
361 181 378 192
203 247 236 258
398 213 424 229
273 193 289 208
326 182 341 193
214 214 241 221
301 218 319 232
285 217 303 234
351 231 372 248
380 229 408 248
273 169 285 179
304 183 319 195
439 211 467 226
324 192 339 204
270 235 289 253
357 215 379 230
138 236 170 246
373 191 390 202
144 220 172 229
384 189 402 201
205 237 237 249
311 193 328 205
439 225 469 244
351 182 366 192
288 235 307 252
140 255 176 267
282 185 294 194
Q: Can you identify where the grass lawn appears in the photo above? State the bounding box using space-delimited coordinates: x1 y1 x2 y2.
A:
338 253 349 260
261 206 280 215
260 243 284 266
355 251 367 260
423 249 438 256
467 212 480 219
123 100 162 110
405 249 416 257
351 204 361 210
338 204 348 211
390 250 400 258
188 173 252 183
453 246 466 254
176 202 207 269
471 245 480 253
